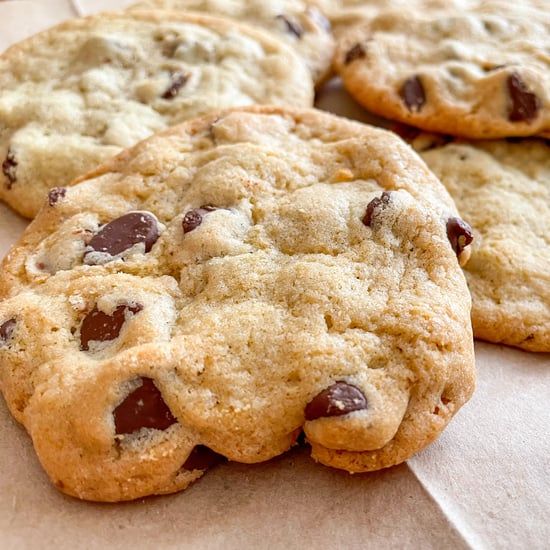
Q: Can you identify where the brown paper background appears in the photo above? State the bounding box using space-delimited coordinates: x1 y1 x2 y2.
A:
0 2 549 548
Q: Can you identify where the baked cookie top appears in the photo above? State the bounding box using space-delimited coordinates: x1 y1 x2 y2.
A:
0 9 314 219
128 0 334 85
319 0 480 42
333 3 550 138
0 106 474 501
313 0 478 32
418 136 550 352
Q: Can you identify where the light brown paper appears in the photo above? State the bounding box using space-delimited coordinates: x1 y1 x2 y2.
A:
0 2 549 548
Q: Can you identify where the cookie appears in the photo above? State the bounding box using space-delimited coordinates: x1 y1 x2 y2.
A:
0 105 475 501
312 0 479 38
128 0 334 85
333 3 550 138
415 136 550 352
0 9 314 219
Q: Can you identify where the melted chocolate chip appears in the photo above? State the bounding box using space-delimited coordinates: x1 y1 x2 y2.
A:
276 14 303 38
2 148 17 189
0 318 16 346
446 217 474 256
182 206 216 234
344 43 366 65
114 377 177 435
399 75 426 112
80 304 143 351
507 73 541 123
48 187 66 206
162 71 189 99
84 211 160 263
362 191 392 227
305 382 367 421
182 445 225 471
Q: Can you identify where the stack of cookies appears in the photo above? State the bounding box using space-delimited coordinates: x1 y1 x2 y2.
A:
0 1 492 502
333 0 550 352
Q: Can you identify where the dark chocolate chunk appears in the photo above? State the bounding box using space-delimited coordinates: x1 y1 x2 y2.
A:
182 445 225 471
162 71 189 99
276 14 303 38
182 205 216 234
80 303 143 351
446 217 474 257
2 148 17 189
305 381 367 421
362 191 392 227
507 73 541 123
0 318 16 346
344 43 366 65
399 75 426 112
114 377 177 435
84 211 160 262
48 187 66 206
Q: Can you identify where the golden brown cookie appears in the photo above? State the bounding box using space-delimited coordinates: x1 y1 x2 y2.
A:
0 106 475 501
417 136 550 352
333 3 550 138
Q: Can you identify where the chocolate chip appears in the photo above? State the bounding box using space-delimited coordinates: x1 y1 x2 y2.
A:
276 14 303 38
2 148 17 189
446 217 474 257
362 191 392 227
48 187 66 206
84 211 160 263
114 377 177 435
0 318 16 346
162 71 189 99
305 382 367 421
80 304 143 351
399 75 426 112
182 206 216 234
344 43 366 65
507 73 541 123
182 445 225 471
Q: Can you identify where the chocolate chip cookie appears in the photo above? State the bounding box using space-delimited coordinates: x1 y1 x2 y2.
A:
333 3 550 138
417 136 550 352
0 105 475 501
128 0 334 85
0 9 314 219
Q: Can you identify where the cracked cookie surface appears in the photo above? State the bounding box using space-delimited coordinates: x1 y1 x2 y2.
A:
0 9 314 218
128 0 334 85
0 106 474 501
417 136 550 352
